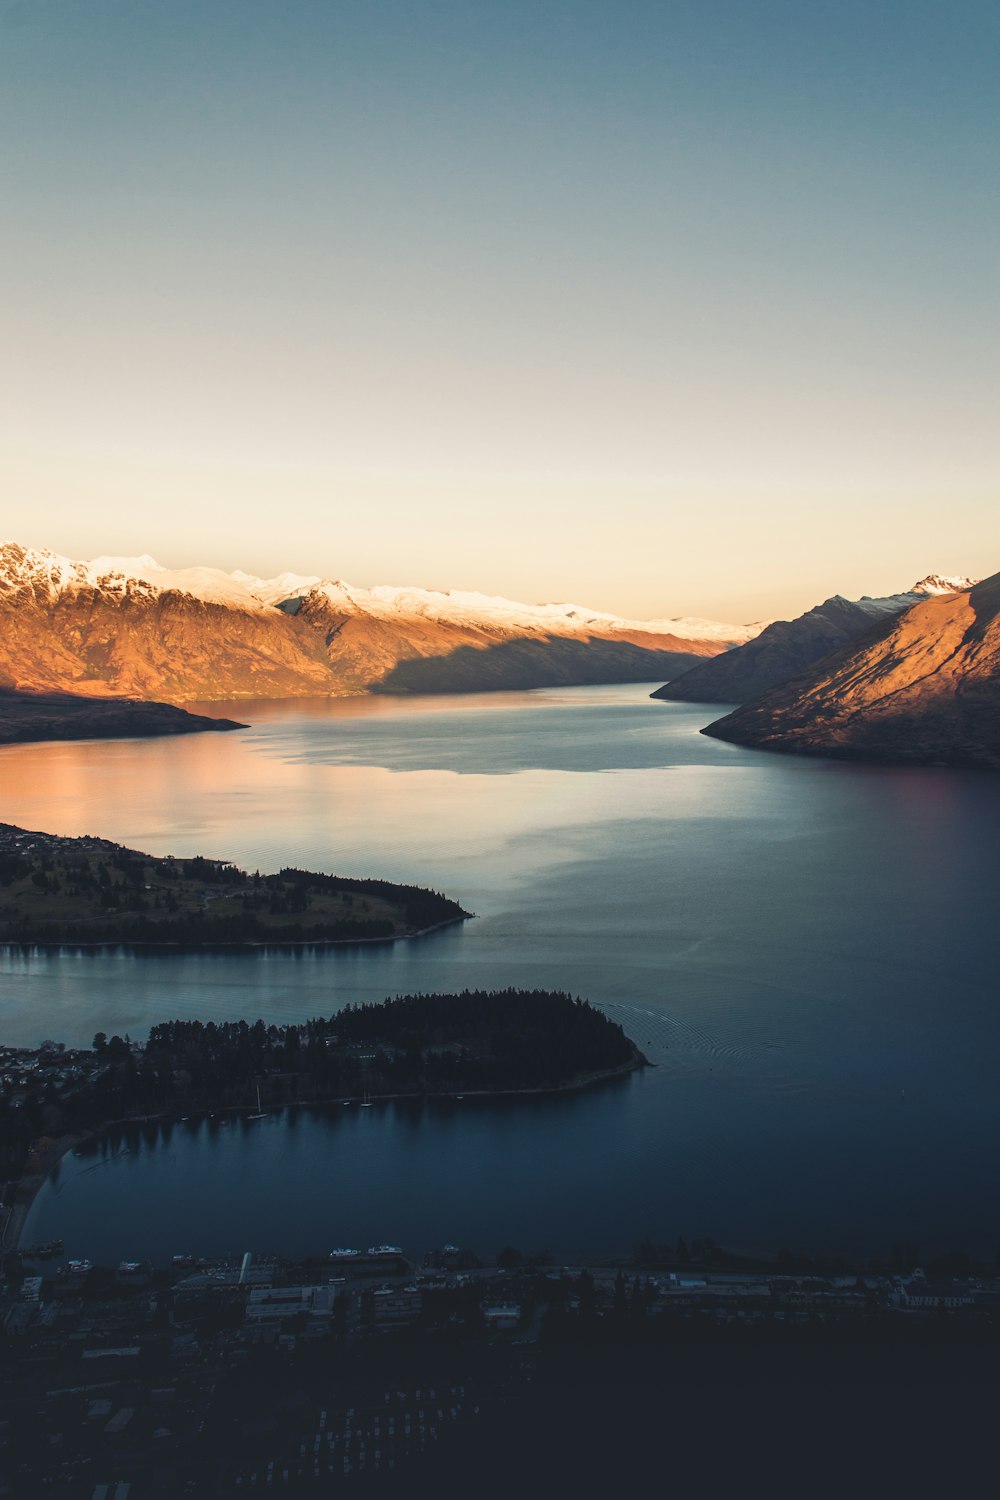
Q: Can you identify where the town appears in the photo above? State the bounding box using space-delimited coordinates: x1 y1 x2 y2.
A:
3 1229 1000 1497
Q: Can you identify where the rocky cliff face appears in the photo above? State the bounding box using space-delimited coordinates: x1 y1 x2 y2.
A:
651 577 976 705
703 572 1000 769
0 542 753 701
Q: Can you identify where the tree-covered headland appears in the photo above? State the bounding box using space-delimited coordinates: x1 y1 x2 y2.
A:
0 823 468 946
0 990 643 1185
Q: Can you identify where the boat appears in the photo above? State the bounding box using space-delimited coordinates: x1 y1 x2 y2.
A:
66 1258 93 1275
247 1085 268 1121
329 1248 360 1261
359 1089 373 1108
171 1253 196 1267
118 1260 147 1275
367 1244 403 1257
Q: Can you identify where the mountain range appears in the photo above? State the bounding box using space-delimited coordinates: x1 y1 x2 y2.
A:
651 576 977 706
4 542 994 769
704 571 1000 770
0 542 758 703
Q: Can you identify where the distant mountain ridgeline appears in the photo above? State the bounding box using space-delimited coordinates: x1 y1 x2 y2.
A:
0 540 757 704
702 571 1000 770
0 824 469 948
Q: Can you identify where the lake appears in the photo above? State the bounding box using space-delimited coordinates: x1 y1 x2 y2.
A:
6 683 1000 1263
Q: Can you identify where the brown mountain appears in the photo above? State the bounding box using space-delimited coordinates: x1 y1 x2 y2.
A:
0 542 751 702
651 576 977 706
704 572 1000 769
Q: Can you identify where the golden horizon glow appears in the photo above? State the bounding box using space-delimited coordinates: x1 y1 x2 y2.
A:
1 1 997 621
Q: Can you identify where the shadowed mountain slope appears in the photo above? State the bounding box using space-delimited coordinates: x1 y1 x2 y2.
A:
651 576 975 705
703 572 1000 769
370 635 706 693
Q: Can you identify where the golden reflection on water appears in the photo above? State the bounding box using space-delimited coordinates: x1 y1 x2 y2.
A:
0 696 687 883
0 702 750 948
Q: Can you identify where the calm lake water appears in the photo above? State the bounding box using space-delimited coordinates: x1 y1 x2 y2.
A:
6 683 1000 1263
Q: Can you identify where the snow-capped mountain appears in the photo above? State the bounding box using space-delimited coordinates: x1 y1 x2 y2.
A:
0 540 756 702
0 541 315 613
652 574 981 707
909 573 979 596
705 571 1000 770
290 577 759 644
0 542 755 643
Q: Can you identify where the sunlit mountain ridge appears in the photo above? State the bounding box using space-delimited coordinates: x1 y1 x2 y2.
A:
703 571 1000 769
0 541 759 702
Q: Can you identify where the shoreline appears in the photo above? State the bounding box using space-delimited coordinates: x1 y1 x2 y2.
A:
0 912 472 955
0 1131 89 1254
2 1047 645 1254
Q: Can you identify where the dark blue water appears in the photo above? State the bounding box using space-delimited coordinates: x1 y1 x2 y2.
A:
5 684 1000 1262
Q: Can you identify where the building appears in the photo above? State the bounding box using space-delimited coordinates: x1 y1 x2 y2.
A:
483 1303 521 1331
371 1284 422 1325
245 1285 338 1323
897 1281 975 1311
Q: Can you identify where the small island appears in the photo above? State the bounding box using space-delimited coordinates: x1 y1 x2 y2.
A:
0 824 470 947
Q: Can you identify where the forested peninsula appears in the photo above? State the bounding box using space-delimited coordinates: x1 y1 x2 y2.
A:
0 824 469 947
0 992 645 1214
0 688 244 745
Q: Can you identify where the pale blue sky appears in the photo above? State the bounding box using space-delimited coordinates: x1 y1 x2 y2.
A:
1 0 997 619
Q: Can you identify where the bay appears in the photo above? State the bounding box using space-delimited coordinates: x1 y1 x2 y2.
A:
5 683 1000 1263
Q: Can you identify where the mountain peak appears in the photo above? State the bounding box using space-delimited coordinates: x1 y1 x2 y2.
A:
911 574 978 596
704 568 1000 769
652 572 979 707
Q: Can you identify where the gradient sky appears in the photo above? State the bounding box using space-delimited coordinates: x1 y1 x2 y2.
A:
1 0 997 622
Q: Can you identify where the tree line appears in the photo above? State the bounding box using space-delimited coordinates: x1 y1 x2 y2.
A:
0 837 467 946
0 990 638 1186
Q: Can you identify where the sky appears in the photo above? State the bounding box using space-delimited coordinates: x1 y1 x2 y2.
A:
1 0 997 623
